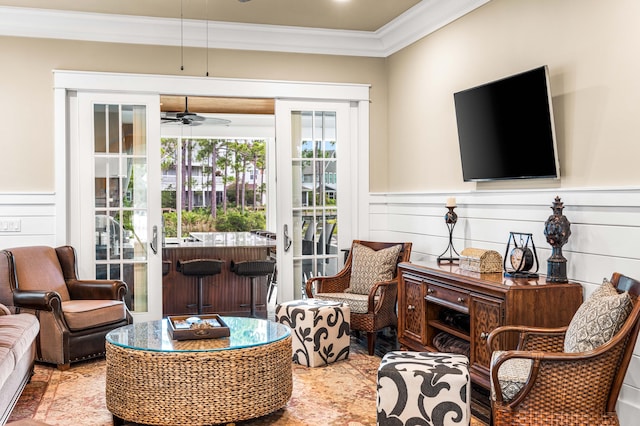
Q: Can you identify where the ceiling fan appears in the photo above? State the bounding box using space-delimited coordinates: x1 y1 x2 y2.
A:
161 97 231 126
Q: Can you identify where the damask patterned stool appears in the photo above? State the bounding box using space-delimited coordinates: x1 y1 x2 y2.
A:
377 352 470 426
275 299 350 367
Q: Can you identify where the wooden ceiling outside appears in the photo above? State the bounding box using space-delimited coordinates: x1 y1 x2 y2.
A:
160 95 275 115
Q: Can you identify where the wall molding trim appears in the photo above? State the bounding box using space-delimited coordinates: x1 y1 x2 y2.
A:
368 186 640 288
370 186 640 208
0 192 57 249
0 1 489 57
0 192 55 204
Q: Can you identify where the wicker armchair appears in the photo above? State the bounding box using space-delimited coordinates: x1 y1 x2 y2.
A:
305 240 412 355
487 272 640 425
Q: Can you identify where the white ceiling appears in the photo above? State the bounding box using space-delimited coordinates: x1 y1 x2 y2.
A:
0 0 422 32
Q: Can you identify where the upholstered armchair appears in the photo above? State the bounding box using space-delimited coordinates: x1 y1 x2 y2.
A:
0 245 132 370
488 272 640 425
305 240 412 355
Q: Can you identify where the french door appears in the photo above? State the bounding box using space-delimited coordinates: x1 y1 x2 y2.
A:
275 100 355 301
71 92 162 322
57 71 370 315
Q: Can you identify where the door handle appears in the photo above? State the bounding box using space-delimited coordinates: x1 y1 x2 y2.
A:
151 225 158 254
283 224 292 252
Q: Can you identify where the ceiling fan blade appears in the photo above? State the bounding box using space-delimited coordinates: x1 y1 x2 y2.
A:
161 99 231 127
202 117 232 126
187 114 205 122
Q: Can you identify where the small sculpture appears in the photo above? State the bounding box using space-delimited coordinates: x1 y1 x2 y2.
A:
544 196 571 283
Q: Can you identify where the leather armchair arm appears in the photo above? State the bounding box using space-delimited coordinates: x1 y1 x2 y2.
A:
66 279 128 301
13 288 63 313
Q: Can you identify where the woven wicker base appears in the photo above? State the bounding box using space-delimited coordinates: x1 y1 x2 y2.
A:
105 336 292 426
493 408 620 425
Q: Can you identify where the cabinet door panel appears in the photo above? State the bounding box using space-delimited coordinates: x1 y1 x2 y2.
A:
401 273 425 344
471 295 503 371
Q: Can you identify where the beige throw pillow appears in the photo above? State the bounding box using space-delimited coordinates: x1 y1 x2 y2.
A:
564 278 632 353
346 243 402 295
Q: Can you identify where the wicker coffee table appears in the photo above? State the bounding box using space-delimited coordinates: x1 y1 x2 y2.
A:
105 317 292 426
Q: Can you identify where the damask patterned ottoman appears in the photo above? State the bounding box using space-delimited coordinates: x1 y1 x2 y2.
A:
377 351 470 426
275 299 350 367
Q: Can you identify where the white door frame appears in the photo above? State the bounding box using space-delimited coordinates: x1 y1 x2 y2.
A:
53 70 371 303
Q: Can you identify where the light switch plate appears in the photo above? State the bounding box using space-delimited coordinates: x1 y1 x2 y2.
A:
0 218 21 232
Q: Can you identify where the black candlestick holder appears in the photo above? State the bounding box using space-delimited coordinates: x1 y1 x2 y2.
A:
437 206 460 264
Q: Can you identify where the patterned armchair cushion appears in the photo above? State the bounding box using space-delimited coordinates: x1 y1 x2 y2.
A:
313 292 372 314
490 350 533 401
564 278 632 353
345 243 401 295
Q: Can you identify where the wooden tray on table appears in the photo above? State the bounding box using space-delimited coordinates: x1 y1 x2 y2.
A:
167 314 230 340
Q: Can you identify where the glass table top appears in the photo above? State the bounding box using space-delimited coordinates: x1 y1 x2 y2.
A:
106 316 290 352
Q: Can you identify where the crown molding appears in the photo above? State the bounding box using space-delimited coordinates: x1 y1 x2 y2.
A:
0 0 489 58
378 0 490 56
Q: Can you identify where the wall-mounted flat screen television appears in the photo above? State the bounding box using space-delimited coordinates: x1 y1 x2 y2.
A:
453 65 559 182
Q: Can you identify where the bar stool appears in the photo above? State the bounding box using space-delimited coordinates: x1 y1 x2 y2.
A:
162 260 171 276
230 259 276 317
176 258 224 315
266 248 278 305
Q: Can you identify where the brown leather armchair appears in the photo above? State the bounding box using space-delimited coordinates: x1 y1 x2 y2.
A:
306 240 412 355
0 245 132 370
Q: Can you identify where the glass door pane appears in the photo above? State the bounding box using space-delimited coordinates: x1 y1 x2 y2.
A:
294 111 339 284
93 103 150 312
276 101 352 302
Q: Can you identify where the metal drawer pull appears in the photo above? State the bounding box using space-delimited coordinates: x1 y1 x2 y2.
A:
407 304 416 311
480 332 489 340
427 288 435 294
457 297 465 303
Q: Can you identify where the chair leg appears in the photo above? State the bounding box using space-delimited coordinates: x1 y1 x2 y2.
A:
197 276 204 315
367 332 376 356
57 362 70 371
249 277 257 317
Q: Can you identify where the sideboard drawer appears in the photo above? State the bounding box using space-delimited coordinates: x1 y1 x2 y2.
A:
426 283 469 313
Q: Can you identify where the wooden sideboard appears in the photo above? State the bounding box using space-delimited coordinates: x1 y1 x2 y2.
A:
398 261 583 390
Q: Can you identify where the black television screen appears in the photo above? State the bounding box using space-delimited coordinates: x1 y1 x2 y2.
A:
453 66 559 181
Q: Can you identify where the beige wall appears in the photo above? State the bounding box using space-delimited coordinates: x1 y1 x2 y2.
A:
0 36 388 192
4 0 639 194
386 0 640 192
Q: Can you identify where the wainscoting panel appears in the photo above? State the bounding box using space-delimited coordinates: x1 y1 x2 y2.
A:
0 193 57 249
369 187 640 422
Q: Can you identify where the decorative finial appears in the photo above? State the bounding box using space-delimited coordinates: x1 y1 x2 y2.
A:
544 196 571 283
